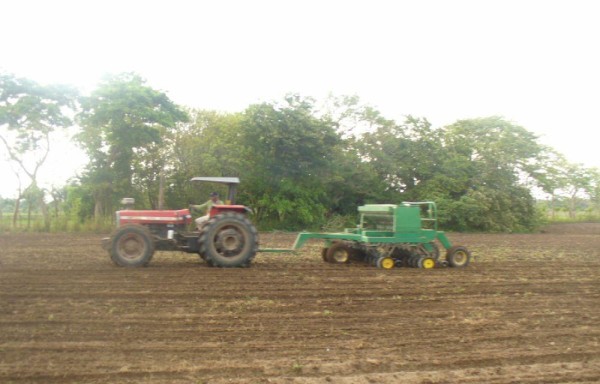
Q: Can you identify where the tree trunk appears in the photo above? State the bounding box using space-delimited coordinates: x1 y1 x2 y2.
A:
11 182 23 228
569 192 577 219
27 201 32 229
39 193 50 231
94 199 104 222
12 197 20 228
158 170 165 210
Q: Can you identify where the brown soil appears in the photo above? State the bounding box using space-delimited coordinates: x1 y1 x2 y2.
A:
1 225 599 383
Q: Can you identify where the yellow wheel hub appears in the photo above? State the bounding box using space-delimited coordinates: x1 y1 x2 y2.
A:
422 257 436 269
380 257 395 269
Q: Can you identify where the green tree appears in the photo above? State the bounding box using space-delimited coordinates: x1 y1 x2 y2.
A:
359 115 544 231
324 144 391 215
561 162 592 219
62 183 96 228
76 73 187 217
239 95 339 229
317 95 395 213
443 117 541 183
0 72 76 229
587 168 600 217
439 117 543 231
165 109 245 208
529 148 570 219
359 116 446 197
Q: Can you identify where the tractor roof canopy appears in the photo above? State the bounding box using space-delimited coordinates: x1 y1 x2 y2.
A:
190 177 240 204
190 177 240 185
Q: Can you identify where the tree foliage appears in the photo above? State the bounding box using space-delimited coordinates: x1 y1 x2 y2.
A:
5 73 598 232
237 95 339 228
0 72 76 229
76 73 187 216
353 116 545 231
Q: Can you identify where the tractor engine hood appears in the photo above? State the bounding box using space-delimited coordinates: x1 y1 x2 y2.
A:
116 209 192 226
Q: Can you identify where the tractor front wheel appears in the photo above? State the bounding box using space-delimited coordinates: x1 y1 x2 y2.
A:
109 224 155 267
446 246 471 268
199 213 258 267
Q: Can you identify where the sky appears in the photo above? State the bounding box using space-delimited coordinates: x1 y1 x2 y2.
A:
1 0 599 199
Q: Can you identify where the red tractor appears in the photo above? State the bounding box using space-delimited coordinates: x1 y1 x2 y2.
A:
102 177 258 268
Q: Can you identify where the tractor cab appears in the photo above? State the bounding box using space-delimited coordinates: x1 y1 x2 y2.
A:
190 177 250 217
191 177 239 204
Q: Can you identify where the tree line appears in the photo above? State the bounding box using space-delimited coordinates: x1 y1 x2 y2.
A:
1 72 599 232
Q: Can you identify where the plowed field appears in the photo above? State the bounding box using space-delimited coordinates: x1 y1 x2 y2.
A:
1 224 599 383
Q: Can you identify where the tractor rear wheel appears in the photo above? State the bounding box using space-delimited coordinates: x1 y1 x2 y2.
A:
109 224 155 267
325 242 352 264
199 212 258 267
198 252 214 267
446 246 471 268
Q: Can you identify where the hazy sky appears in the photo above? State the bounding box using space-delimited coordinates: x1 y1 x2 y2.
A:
1 0 599 198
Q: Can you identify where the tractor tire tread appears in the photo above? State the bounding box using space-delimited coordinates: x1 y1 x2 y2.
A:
109 224 155 267
198 212 258 268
